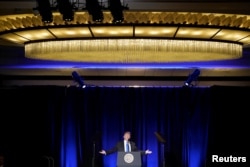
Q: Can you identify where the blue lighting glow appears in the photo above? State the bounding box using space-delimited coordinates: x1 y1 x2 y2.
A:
60 107 78 167
60 128 78 167
188 149 202 167
1 59 250 69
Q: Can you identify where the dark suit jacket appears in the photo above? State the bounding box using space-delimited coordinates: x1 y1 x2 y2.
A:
105 140 145 155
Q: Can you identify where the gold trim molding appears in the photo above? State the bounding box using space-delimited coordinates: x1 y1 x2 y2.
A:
1 11 250 29
0 11 250 45
0 11 249 62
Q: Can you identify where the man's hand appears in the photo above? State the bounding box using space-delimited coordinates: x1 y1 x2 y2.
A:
99 150 106 155
145 149 152 154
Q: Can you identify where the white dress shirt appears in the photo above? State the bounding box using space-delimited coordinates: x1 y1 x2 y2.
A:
124 140 131 152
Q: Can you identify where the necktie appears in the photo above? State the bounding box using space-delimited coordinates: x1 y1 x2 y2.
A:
126 141 130 152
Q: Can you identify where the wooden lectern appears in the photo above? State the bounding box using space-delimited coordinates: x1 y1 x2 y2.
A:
116 152 142 167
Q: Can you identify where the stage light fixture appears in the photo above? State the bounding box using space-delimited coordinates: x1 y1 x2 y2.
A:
86 0 104 22
57 0 74 21
72 71 86 88
184 69 201 87
36 0 53 23
109 0 124 23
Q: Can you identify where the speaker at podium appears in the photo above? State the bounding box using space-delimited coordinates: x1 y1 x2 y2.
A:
117 152 142 167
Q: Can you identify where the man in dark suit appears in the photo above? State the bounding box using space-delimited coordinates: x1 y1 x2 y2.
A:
99 131 152 155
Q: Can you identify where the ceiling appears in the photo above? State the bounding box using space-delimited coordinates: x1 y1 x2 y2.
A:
1 0 250 86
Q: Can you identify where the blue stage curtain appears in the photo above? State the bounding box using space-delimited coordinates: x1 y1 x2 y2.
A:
1 85 249 167
0 85 212 167
46 86 211 167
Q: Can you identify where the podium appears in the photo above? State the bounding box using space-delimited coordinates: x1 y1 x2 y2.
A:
116 152 142 167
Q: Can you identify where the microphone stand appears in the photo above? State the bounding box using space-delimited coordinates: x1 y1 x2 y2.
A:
154 132 166 167
92 141 96 167
91 132 101 167
161 143 165 167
